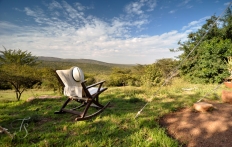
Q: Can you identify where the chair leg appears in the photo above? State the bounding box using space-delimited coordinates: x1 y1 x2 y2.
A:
72 102 86 110
90 95 104 108
54 98 71 114
79 101 92 118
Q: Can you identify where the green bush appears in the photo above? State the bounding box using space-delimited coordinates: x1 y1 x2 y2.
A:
141 64 163 87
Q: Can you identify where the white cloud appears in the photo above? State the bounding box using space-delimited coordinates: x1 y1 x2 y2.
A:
62 1 85 20
124 0 157 15
48 0 62 10
125 2 144 15
177 0 191 7
169 10 176 14
181 16 209 32
224 2 231 6
0 19 187 64
24 7 37 17
0 0 194 64
186 5 193 9
75 2 86 11
146 0 157 11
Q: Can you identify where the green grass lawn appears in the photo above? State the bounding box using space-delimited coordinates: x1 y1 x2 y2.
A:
0 78 228 147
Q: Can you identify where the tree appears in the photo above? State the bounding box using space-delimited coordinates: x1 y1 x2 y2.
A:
181 38 232 83
108 67 133 86
0 47 39 100
1 65 40 100
220 7 232 40
172 10 232 84
141 64 163 87
0 47 38 66
38 67 60 92
155 58 179 78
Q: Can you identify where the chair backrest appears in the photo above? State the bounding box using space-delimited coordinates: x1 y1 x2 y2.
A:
56 67 84 97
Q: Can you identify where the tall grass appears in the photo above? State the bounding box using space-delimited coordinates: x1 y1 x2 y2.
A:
0 89 57 102
0 78 229 147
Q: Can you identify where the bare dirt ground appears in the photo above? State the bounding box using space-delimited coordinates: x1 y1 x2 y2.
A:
159 101 232 147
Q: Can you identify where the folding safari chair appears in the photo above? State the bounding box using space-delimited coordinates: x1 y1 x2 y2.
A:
55 66 110 121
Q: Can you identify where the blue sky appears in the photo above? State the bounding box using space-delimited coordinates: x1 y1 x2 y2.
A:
0 0 231 64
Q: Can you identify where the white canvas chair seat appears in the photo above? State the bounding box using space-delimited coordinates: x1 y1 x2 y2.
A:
55 66 110 121
88 87 103 95
63 86 102 97
64 86 82 97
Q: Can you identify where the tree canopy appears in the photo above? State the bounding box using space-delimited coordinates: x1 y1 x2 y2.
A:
0 47 40 100
0 46 38 66
172 7 232 84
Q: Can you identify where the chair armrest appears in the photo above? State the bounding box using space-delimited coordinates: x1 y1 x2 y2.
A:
86 81 106 89
81 81 107 97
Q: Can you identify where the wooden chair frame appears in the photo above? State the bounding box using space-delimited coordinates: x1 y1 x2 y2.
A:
54 67 110 121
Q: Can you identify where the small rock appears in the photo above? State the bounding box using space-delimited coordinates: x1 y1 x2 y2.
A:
221 90 232 104
193 102 214 112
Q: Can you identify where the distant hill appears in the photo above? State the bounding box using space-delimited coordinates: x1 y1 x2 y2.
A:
37 56 134 74
38 56 133 66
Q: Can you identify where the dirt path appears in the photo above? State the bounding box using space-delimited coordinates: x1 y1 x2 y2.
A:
159 101 232 147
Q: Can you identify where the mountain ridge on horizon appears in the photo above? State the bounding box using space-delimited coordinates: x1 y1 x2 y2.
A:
37 56 135 66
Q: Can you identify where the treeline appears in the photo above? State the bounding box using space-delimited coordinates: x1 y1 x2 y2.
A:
106 59 178 87
38 58 178 88
0 46 177 101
